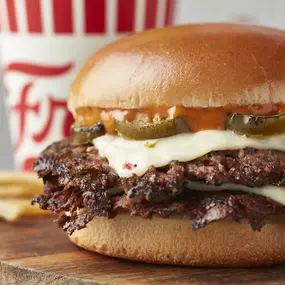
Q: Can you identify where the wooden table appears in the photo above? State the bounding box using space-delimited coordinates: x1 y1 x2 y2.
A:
1 217 285 285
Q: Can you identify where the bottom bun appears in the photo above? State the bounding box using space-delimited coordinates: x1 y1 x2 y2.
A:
69 214 285 267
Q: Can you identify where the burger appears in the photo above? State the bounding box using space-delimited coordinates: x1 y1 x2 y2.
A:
32 23 285 267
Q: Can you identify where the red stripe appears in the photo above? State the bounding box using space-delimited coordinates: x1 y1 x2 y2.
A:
52 0 73 34
0 7 1 32
26 0 42 33
85 0 105 34
117 0 135 33
22 157 37 172
6 0 18 32
5 63 74 77
164 0 175 26
144 0 158 30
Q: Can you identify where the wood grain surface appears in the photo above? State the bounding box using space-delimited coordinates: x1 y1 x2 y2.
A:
1 217 285 285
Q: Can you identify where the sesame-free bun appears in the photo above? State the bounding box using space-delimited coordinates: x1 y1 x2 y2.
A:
69 214 285 267
69 23 285 113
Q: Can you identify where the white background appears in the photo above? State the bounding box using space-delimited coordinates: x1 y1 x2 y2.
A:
1 0 285 170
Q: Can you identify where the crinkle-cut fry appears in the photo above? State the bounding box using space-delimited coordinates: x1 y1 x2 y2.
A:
0 172 41 185
0 172 43 198
0 199 52 222
0 185 43 198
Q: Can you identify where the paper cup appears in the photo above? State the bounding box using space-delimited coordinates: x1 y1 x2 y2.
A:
0 0 176 171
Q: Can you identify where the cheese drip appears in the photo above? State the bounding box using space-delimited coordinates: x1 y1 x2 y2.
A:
185 181 285 206
93 130 285 178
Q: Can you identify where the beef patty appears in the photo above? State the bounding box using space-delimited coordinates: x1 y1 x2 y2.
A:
32 140 285 235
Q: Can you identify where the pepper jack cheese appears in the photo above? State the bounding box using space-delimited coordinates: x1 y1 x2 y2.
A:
184 181 285 207
94 130 285 177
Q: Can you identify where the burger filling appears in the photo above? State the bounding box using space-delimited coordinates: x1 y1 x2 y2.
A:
32 105 285 235
32 136 285 235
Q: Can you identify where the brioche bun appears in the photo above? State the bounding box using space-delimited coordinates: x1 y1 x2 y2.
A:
69 23 285 113
69 214 285 267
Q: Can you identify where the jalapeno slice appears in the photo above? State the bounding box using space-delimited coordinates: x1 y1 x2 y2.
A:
115 117 190 140
226 113 285 137
71 123 105 145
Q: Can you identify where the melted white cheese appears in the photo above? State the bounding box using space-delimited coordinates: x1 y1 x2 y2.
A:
93 130 285 178
185 181 285 206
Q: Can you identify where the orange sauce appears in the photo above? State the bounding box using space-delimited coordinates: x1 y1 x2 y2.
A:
75 104 285 134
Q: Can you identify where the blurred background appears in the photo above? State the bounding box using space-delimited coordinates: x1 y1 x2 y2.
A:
1 0 285 170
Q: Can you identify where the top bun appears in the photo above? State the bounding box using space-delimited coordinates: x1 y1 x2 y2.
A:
69 23 285 113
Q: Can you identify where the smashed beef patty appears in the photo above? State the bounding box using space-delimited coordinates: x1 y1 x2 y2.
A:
32 140 285 235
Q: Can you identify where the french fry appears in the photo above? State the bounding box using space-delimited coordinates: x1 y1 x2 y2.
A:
0 172 49 221
0 185 43 198
0 172 42 186
0 199 52 222
0 172 43 198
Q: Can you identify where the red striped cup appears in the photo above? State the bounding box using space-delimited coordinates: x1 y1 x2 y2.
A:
0 0 176 171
